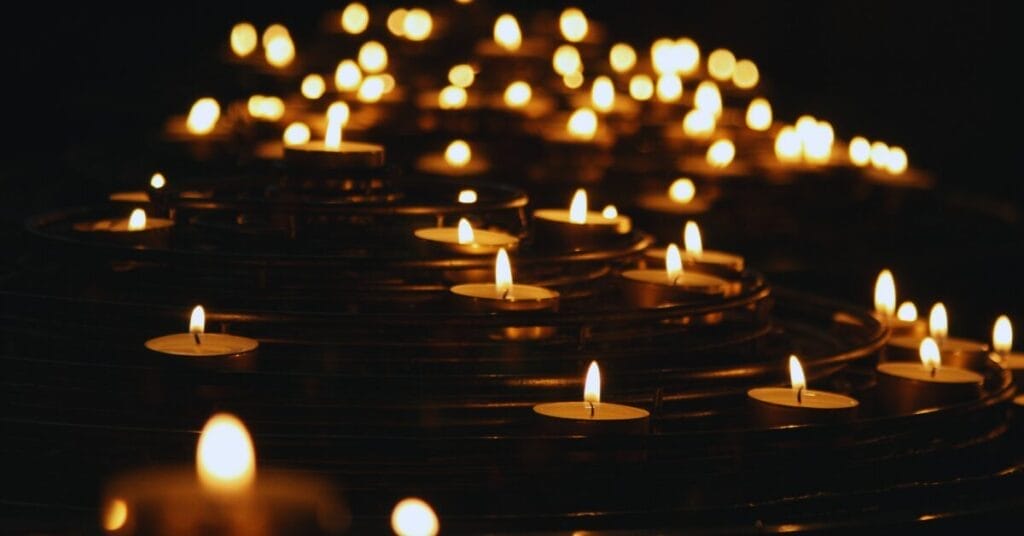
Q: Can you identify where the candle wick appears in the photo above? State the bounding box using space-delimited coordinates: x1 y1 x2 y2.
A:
796 386 803 404
930 366 937 378
671 274 681 286
193 332 202 346
587 401 595 418
502 287 511 300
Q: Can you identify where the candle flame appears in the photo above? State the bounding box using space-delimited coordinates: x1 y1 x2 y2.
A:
444 140 471 168
874 269 896 319
387 8 407 37
325 102 348 149
920 337 941 371
559 7 588 42
283 122 311 146
706 139 735 168
870 141 890 169
897 301 918 322
789 355 806 394
584 361 601 403
994 315 1013 355
102 498 128 531
732 59 759 89
402 8 432 41
493 14 522 52
774 126 801 163
448 64 475 88
602 205 618 219
552 45 582 76
247 95 285 121
655 73 682 102
149 173 166 190
929 303 948 341
665 243 683 283
495 248 513 295
457 218 474 245
682 108 715 139
562 72 584 89
457 189 477 204
568 189 588 224
229 22 257 58
848 136 871 166
708 48 736 81
683 221 703 257
745 98 772 131
301 74 326 99
694 81 722 118
341 3 369 34
196 413 256 492
186 98 220 135
609 43 636 73
503 81 532 108
263 26 295 68
675 38 700 75
189 305 205 335
628 74 654 101
567 107 597 140
358 41 388 73
668 178 696 204
127 209 147 231
886 146 908 175
591 76 615 113
335 60 363 91
391 498 439 536
358 75 386 103
438 85 468 109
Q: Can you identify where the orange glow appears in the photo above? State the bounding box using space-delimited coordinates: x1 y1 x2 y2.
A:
103 498 128 532
774 126 801 163
674 38 700 75
301 74 326 99
655 74 682 102
438 85 468 109
668 178 696 203
341 3 370 34
495 248 513 294
127 209 147 231
358 41 388 73
444 140 471 168
325 102 348 149
149 173 166 190
402 8 433 41
391 498 439 536
650 38 678 75
848 136 871 166
559 7 589 42
609 43 637 73
591 76 616 113
694 81 722 117
874 269 896 319
994 315 1013 355
457 189 477 204
357 76 386 103
335 59 363 91
186 98 220 135
584 361 601 403
920 337 941 371
196 413 256 492
387 8 408 37
897 301 918 322
602 205 618 219
789 355 806 394
683 221 703 256
553 45 582 76
707 48 736 81
493 14 522 52
448 64 475 88
706 139 735 168
567 108 598 140
886 146 908 175
870 141 890 169
562 71 584 89
569 189 588 223
665 243 683 282
247 95 285 121
503 81 532 108
732 59 759 89
745 98 772 131
283 122 311 146
682 108 715 139
929 303 948 341
263 25 294 68
457 218 474 244
628 74 654 101
229 22 257 58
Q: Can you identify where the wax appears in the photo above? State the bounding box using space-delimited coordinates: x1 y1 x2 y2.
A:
533 208 631 250
534 401 650 435
450 283 559 312
284 140 385 170
145 333 259 358
875 362 984 414
747 387 858 427
886 335 990 371
414 227 519 255
620 268 729 308
645 246 744 272
73 216 174 247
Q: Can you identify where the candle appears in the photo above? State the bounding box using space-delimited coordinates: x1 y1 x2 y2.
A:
533 189 631 250
621 244 730 308
109 172 168 204
646 221 744 272
414 218 519 255
391 498 439 536
872 269 927 337
284 104 384 170
102 413 348 535
533 361 650 435
73 207 174 247
450 248 559 312
634 178 714 216
145 305 259 357
886 302 990 370
992 315 1024 383
747 355 858 426
415 139 490 177
876 337 984 414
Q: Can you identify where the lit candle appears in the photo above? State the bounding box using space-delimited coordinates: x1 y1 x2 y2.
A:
73 207 174 246
621 244 730 308
872 269 926 337
415 139 489 177
634 178 713 216
886 302 990 370
647 221 744 272
391 498 439 536
533 361 650 435
876 337 984 413
284 104 384 170
109 173 169 204
747 355 858 426
145 305 259 357
533 189 632 250
414 218 519 256
992 315 1024 383
450 248 558 312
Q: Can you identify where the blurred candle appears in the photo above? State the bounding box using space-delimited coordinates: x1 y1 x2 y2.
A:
335 60 363 91
448 64 475 88
503 81 532 108
629 75 654 101
745 98 772 131
391 498 439 536
553 45 582 76
263 24 295 68
402 8 432 41
566 107 598 140
706 139 735 168
694 81 722 117
341 3 370 34
186 98 220 135
559 7 588 42
848 136 871 166
655 74 682 102
609 43 637 73
229 22 257 57
283 122 311 146
732 59 759 89
493 14 522 52
591 76 615 113
358 41 388 73
707 48 736 81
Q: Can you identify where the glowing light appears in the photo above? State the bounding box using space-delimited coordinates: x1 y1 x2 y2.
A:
553 45 582 76
325 103 348 149
609 43 637 73
584 361 601 403
675 38 700 75
495 248 513 295
886 146 908 175
562 72 584 89
802 120 834 164
602 205 618 219
628 74 654 101
341 3 369 34
732 59 759 89
683 221 703 256
127 209 147 231
774 126 802 163
559 7 589 43
650 38 678 75
503 81 532 108
335 60 363 91
438 85 468 109
694 81 722 117
655 74 682 102
568 189 589 224
261 24 288 47
789 355 806 394
358 76 386 102
897 301 918 322
929 303 948 342
380 74 396 94
870 141 890 169
247 95 285 121
591 76 615 113
263 25 294 68
706 139 735 168
196 413 256 492
457 218 474 245
665 243 683 282
444 140 471 168
328 100 352 127
745 98 772 131
848 136 871 166
283 122 311 146
994 315 1013 355
149 173 166 190
920 337 941 371
682 108 715 139
301 74 326 99
668 178 696 203
493 14 522 52
458 189 477 204
387 9 408 37
567 107 598 140
103 498 128 531
186 98 220 135
448 64 475 88
403 8 433 41
391 498 439 536
229 22 257 58
874 269 896 319
190 305 205 335
707 48 736 81
358 41 388 73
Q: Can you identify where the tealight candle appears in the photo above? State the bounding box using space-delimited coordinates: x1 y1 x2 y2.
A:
533 189 631 250
634 178 714 216
886 302 990 370
872 269 927 337
534 361 650 435
73 208 174 247
414 218 519 256
284 105 384 171
992 315 1024 383
876 337 984 414
621 244 730 308
450 248 558 312
645 221 744 273
109 172 169 204
145 305 259 357
414 139 490 177
747 355 858 426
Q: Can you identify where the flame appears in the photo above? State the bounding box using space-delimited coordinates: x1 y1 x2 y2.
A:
665 243 683 283
683 221 703 256
706 139 735 168
127 209 147 231
929 303 948 341
682 109 715 139
387 8 407 37
495 248 513 295
301 74 326 99
655 74 682 103
920 337 941 371
448 64 475 88
247 95 285 121
675 38 700 75
874 269 896 319
444 140 471 168
562 72 584 89
732 59 759 89
789 355 806 393
708 48 736 81
745 98 772 131
774 126 801 163
650 38 678 74
283 122 311 146
438 85 468 109
149 173 166 190
869 141 890 169
848 136 871 166
583 361 601 403
897 301 918 322
229 22 257 58
668 178 696 203
358 41 388 73
380 74 396 93
552 45 582 76
390 498 439 536
103 498 128 531
341 3 369 34
189 306 205 335
263 25 294 68
559 7 588 42
402 8 432 41
568 189 588 224
457 218 474 245
457 189 477 204
602 205 618 219
567 107 598 140
591 76 616 113
196 413 256 492
994 315 1013 355
694 81 722 117
335 60 363 91
186 98 220 135
493 14 522 52
609 43 636 73
325 102 349 149
802 120 833 164
357 76 386 103
629 74 654 101
886 146 908 175
503 81 532 108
